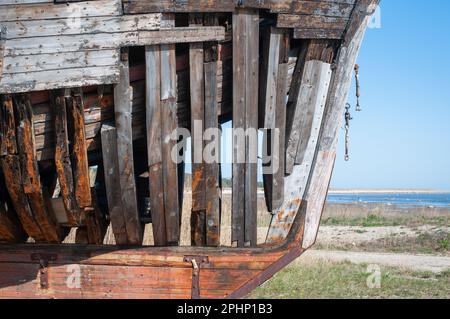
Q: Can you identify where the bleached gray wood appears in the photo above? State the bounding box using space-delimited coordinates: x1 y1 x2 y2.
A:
260 27 282 130
100 124 128 245
285 61 332 174
113 52 143 245
0 0 122 22
267 61 331 243
2 49 119 74
2 14 161 39
3 27 225 57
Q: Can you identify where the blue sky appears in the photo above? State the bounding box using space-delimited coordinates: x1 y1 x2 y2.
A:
332 0 450 190
187 1 450 190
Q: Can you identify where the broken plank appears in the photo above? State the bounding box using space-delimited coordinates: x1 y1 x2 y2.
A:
68 88 92 211
14 94 63 243
0 169 27 242
114 48 143 245
85 166 107 245
101 124 128 245
1 155 45 241
0 94 17 156
51 90 80 225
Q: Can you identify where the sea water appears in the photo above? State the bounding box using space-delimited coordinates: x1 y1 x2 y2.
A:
327 193 450 208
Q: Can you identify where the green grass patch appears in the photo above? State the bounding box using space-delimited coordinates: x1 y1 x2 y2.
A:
321 215 450 228
249 260 450 299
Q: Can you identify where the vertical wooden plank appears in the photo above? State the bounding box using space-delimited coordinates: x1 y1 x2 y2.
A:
285 41 335 175
0 168 27 242
261 29 289 213
161 97 180 245
114 48 143 245
69 88 92 211
51 90 80 225
244 10 259 247
0 94 44 241
14 94 62 243
145 45 167 246
189 38 206 246
204 61 221 247
101 124 128 245
84 166 107 245
232 10 247 247
0 95 17 157
159 14 180 246
232 9 259 247
263 62 289 212
259 27 282 130
0 27 5 78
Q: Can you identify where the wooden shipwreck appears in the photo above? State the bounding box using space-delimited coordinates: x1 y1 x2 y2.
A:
0 0 379 299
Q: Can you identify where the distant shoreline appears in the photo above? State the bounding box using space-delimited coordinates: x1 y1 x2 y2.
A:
220 189 450 195
328 189 450 194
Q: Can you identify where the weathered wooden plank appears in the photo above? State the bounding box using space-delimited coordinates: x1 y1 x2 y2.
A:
267 61 332 243
3 27 226 57
285 41 335 175
244 11 259 247
232 9 259 247
286 60 332 173
259 27 282 130
189 39 206 246
84 166 107 245
123 0 235 13
3 50 119 74
0 66 120 95
0 168 27 242
51 90 80 225
277 14 349 30
263 62 289 213
0 26 5 78
123 0 356 14
231 10 246 247
0 0 122 22
294 28 344 39
14 94 63 243
204 61 221 247
101 124 128 245
68 88 92 212
114 49 143 245
2 14 161 39
145 45 167 246
0 94 17 156
0 156 45 241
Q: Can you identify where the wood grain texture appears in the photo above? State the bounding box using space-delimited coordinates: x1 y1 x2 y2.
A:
114 50 143 245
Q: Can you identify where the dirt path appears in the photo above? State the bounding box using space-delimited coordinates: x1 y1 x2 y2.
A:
298 250 450 273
